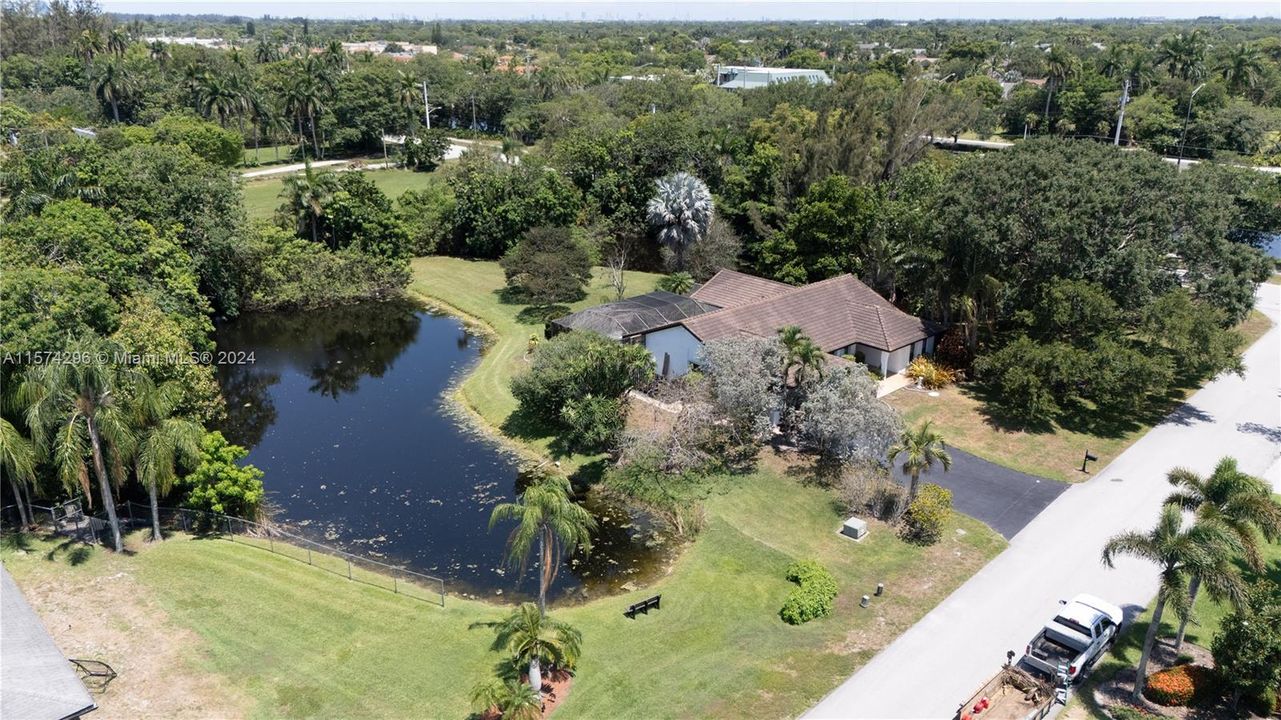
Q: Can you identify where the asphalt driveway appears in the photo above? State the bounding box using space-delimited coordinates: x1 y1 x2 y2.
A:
893 447 1068 540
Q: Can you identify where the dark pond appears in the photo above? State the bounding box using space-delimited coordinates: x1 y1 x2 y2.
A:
214 299 670 603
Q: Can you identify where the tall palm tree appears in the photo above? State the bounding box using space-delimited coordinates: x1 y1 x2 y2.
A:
75 28 104 68
0 150 105 219
646 172 713 271
321 39 347 74
130 379 202 542
0 417 38 527
279 160 338 245
472 603 581 694
197 72 243 128
92 58 132 122
1101 506 1247 701
245 88 276 164
283 57 333 158
1164 458 1281 650
106 27 129 57
888 420 952 502
1155 31 1207 82
1041 46 1080 130
20 337 141 552
396 70 422 126
1214 44 1264 94
469 678 542 720
488 472 596 617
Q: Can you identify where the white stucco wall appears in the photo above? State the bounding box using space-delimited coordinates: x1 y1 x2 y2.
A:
642 325 703 377
885 345 912 375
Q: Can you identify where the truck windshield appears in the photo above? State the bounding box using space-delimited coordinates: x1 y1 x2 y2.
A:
1053 615 1093 637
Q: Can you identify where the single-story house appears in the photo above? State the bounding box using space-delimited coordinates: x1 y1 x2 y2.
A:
551 270 941 378
712 65 833 89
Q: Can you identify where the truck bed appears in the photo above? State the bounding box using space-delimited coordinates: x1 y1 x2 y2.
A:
1026 633 1079 673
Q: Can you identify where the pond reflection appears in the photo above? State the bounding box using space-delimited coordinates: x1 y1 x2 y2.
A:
214 300 670 602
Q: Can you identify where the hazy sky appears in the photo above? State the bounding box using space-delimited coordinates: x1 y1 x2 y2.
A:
99 0 1279 21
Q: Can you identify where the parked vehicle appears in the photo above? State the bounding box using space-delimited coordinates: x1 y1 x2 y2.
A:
1023 594 1122 682
956 665 1056 720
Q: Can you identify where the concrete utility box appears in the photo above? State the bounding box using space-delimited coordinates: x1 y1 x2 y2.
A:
841 517 868 541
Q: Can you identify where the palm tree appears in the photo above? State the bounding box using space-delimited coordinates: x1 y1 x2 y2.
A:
888 420 952 502
1155 31 1207 82
1215 44 1264 94
0 150 105 219
20 337 141 552
321 39 347 74
778 326 825 387
1164 458 1281 650
197 72 243 128
1101 506 1247 701
283 57 332 158
75 28 105 69
279 160 338 245
148 40 170 65
254 38 281 64
130 379 202 542
488 471 596 617
106 27 129 57
656 271 694 295
646 172 713 271
1041 47 1080 130
0 417 38 527
469 678 542 720
245 89 276 164
471 602 582 694
396 70 422 126
92 58 132 122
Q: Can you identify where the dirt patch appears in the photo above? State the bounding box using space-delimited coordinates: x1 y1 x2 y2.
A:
8 535 251 719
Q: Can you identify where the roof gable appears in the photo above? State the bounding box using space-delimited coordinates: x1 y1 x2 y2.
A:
689 269 794 309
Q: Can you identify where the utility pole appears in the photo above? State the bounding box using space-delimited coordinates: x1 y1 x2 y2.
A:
421 81 431 129
1176 82 1206 169
1112 77 1130 146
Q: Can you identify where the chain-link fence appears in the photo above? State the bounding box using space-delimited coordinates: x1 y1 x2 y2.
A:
27 499 446 607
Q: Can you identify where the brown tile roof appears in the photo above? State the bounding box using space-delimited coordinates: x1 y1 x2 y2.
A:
681 274 933 352
689 269 794 309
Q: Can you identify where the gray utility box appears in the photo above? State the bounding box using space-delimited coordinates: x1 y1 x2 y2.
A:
841 516 868 541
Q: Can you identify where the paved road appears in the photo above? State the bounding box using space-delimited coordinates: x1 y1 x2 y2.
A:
807 283 1280 720
894 448 1068 540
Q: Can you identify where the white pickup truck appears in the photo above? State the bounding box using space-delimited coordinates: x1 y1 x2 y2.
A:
1023 594 1123 682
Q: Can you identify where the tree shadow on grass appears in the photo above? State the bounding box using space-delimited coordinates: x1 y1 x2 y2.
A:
514 304 569 326
1 530 35 553
43 538 94 566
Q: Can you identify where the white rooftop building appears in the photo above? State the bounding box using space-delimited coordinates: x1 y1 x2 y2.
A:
713 65 833 90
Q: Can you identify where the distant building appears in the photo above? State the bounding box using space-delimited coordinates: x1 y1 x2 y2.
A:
712 65 832 90
143 35 228 49
340 41 437 57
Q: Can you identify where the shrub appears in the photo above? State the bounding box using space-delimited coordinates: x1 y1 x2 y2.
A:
400 129 449 171
511 330 655 428
905 356 958 389
780 559 838 625
1143 664 1216 707
897 483 952 545
178 431 265 520
838 464 907 521
1106 705 1163 720
151 114 243 167
500 225 594 304
559 394 625 452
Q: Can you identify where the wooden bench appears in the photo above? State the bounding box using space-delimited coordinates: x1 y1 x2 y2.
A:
624 595 661 619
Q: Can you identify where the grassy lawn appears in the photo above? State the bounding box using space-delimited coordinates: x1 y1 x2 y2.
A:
3 469 1004 719
240 144 296 167
1067 519 1281 718
242 168 444 222
409 256 663 471
888 309 1275 483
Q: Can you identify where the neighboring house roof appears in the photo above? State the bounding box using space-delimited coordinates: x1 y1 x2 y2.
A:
551 291 720 340
683 274 934 352
689 269 794 309
1 566 96 720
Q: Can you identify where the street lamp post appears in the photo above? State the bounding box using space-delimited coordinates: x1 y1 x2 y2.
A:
1176 82 1206 169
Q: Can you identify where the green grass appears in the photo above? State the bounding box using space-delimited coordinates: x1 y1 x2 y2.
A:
889 309 1275 483
409 257 663 471
242 168 444 222
240 144 297 167
4 471 1003 719
1069 516 1281 718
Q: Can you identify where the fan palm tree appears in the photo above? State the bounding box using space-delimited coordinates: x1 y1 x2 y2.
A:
1155 31 1207 82
279 160 338 245
1215 44 1265 94
130 378 202 542
1101 506 1247 701
0 417 38 527
646 172 713 271
488 471 596 617
19 337 142 552
92 58 133 122
469 678 542 720
1164 457 1281 650
472 602 582 694
888 420 952 502
106 27 129 57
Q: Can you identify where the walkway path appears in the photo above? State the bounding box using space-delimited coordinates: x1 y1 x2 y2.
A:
807 283 1280 719
240 141 474 179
